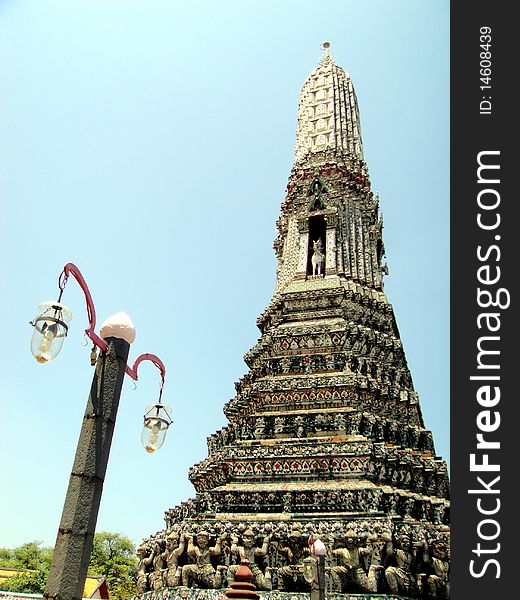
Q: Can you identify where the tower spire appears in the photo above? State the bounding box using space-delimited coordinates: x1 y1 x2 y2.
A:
294 45 363 165
274 51 380 295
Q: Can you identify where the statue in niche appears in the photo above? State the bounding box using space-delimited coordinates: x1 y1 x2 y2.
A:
294 415 307 438
254 416 265 438
432 503 446 525
402 496 416 519
182 531 226 589
308 176 326 210
241 418 255 440
227 529 272 590
331 528 375 593
361 412 377 436
274 416 285 435
163 531 186 587
311 238 325 275
136 543 154 593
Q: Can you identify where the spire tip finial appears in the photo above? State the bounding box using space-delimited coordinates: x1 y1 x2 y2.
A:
319 41 332 65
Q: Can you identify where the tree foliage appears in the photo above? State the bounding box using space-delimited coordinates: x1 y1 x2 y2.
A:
0 533 137 598
0 541 53 571
87 532 137 599
0 541 52 593
0 570 48 594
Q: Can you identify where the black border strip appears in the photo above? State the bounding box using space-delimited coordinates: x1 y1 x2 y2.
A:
451 2 516 597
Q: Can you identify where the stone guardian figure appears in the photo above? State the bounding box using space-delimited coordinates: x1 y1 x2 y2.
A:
182 531 226 589
163 531 187 587
136 544 154 593
384 528 415 596
331 529 374 593
228 529 272 590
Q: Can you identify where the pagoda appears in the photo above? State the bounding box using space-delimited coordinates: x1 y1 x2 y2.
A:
137 46 450 600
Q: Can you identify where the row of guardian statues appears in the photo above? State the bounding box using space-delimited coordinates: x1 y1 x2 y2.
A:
137 523 449 599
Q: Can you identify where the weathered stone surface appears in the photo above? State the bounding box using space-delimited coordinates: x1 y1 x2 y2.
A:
133 591 414 600
136 47 450 600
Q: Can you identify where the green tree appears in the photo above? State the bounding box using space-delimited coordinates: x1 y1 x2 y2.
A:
0 541 52 593
0 570 47 594
0 533 137 598
88 532 137 600
0 541 53 571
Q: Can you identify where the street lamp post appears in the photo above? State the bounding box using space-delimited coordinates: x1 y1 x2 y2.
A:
304 536 327 600
30 263 171 600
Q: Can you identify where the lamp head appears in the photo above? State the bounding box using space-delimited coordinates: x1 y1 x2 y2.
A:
30 301 73 363
141 402 172 453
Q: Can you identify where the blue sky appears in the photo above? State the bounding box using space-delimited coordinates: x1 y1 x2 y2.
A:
0 0 449 548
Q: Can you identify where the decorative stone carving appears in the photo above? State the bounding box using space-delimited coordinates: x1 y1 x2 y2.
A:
182 531 226 589
276 525 310 592
331 529 377 593
384 526 415 596
138 46 450 600
163 531 186 588
311 238 325 276
136 543 154 593
149 538 167 590
227 529 272 590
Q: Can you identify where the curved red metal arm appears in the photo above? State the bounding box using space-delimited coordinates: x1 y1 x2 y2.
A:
58 263 166 390
59 262 107 351
125 353 166 389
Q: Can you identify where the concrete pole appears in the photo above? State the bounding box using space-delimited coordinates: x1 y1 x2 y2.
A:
317 555 326 600
44 336 130 600
309 557 325 600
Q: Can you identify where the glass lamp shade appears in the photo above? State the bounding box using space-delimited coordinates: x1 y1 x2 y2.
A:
30 301 73 364
141 403 172 453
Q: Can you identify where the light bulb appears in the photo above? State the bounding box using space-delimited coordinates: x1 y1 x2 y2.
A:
143 418 162 453
35 323 58 363
148 420 161 447
142 417 168 453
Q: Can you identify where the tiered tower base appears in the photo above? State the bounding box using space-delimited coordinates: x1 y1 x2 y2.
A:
134 590 415 600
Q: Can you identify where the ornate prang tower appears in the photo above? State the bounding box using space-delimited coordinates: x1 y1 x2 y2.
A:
138 46 450 600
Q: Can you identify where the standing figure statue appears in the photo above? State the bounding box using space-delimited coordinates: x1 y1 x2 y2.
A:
163 531 187 588
363 529 392 593
384 528 415 596
418 536 450 600
227 529 272 590
311 238 325 275
136 543 154 593
182 531 226 589
149 538 167 590
277 525 310 591
331 529 374 593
